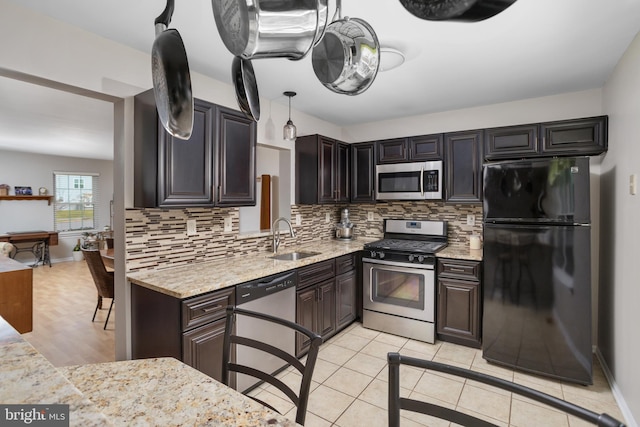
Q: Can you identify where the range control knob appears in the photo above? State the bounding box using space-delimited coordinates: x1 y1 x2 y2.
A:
370 251 377 258
408 254 415 262
418 255 425 263
378 252 385 259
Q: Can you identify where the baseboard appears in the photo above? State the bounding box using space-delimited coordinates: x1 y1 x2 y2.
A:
595 347 638 427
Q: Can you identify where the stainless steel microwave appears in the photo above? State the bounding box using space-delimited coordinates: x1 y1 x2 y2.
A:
375 161 443 200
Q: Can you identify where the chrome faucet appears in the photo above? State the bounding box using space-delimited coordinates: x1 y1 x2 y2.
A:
272 217 296 254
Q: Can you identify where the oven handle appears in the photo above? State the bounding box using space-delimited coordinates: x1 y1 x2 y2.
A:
363 258 434 270
420 166 424 197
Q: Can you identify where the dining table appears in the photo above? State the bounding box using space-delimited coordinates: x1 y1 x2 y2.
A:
99 248 114 269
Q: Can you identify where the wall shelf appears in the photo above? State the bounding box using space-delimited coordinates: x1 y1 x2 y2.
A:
0 195 54 205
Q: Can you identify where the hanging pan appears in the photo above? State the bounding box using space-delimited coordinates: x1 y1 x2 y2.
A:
212 0 329 60
151 0 194 139
399 0 517 22
232 56 260 121
312 0 380 95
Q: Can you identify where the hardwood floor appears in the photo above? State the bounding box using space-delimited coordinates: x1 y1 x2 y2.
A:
21 259 115 367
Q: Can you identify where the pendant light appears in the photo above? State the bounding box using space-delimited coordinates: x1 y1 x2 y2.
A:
283 91 297 141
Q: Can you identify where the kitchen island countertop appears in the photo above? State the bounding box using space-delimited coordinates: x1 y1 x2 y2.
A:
127 238 371 299
0 316 297 427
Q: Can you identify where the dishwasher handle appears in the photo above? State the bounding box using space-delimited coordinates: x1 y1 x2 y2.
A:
236 271 297 305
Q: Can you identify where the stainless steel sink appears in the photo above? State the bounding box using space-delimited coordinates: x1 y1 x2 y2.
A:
270 251 320 261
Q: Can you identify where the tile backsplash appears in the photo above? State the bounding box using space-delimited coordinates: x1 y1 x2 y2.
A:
125 202 482 272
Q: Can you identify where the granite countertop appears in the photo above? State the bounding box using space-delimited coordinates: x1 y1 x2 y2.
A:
127 238 371 299
436 244 483 262
0 317 111 426
60 358 298 427
127 238 483 299
0 316 298 427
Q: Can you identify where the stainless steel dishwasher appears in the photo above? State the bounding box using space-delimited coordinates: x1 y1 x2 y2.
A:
235 270 297 393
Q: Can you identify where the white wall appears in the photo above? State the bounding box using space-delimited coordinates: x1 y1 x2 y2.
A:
343 88 604 142
0 149 114 261
601 30 640 426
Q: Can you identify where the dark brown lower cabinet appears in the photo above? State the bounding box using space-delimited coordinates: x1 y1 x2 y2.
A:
296 279 336 357
436 258 482 348
131 284 234 384
182 317 228 385
336 269 357 330
295 254 356 357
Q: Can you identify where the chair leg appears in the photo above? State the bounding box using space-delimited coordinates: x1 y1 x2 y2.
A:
104 299 114 330
92 297 100 322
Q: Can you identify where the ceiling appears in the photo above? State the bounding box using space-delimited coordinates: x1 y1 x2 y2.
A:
2 0 640 160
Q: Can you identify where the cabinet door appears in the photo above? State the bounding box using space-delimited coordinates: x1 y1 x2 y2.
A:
484 124 539 160
444 130 483 203
335 270 356 330
541 116 607 156
409 134 443 160
377 138 408 164
296 286 317 357
318 137 336 203
336 142 350 202
317 280 336 339
182 317 231 384
157 98 215 207
216 106 257 206
437 278 480 348
351 142 376 203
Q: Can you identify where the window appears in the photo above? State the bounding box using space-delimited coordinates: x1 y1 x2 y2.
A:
53 172 99 232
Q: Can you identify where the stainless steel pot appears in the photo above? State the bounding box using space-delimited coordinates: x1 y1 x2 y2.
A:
212 0 329 60
399 0 517 21
312 0 380 95
151 0 194 139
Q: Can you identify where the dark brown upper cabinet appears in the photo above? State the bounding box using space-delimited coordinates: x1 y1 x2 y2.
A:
541 116 607 156
484 124 539 160
134 89 256 208
484 116 607 160
215 106 256 206
444 130 483 203
350 142 376 203
377 134 443 164
296 134 350 204
409 134 443 160
377 138 408 163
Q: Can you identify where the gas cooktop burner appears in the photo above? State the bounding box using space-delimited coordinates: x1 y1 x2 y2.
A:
364 238 447 254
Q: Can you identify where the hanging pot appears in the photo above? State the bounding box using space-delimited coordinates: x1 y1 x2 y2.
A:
311 0 380 95
399 0 517 22
151 0 194 139
232 56 260 121
212 0 329 60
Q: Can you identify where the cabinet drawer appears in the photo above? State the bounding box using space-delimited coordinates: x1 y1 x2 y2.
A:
298 259 335 288
182 287 234 331
437 259 481 281
335 254 356 275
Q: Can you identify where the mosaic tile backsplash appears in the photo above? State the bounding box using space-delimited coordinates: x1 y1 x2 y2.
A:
125 202 483 272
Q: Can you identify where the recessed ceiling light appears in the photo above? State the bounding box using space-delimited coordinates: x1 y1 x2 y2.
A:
379 47 406 72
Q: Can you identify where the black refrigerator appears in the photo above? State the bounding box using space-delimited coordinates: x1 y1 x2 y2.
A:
482 157 592 385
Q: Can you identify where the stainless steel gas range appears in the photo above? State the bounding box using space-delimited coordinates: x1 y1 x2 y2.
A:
362 219 447 343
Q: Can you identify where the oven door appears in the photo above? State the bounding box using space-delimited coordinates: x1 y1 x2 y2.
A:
363 258 435 322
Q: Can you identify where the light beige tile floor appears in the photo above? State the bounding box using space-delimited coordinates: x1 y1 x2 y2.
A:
251 323 627 426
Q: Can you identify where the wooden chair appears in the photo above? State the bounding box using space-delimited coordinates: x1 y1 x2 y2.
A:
221 306 323 426
82 249 114 330
388 352 626 427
